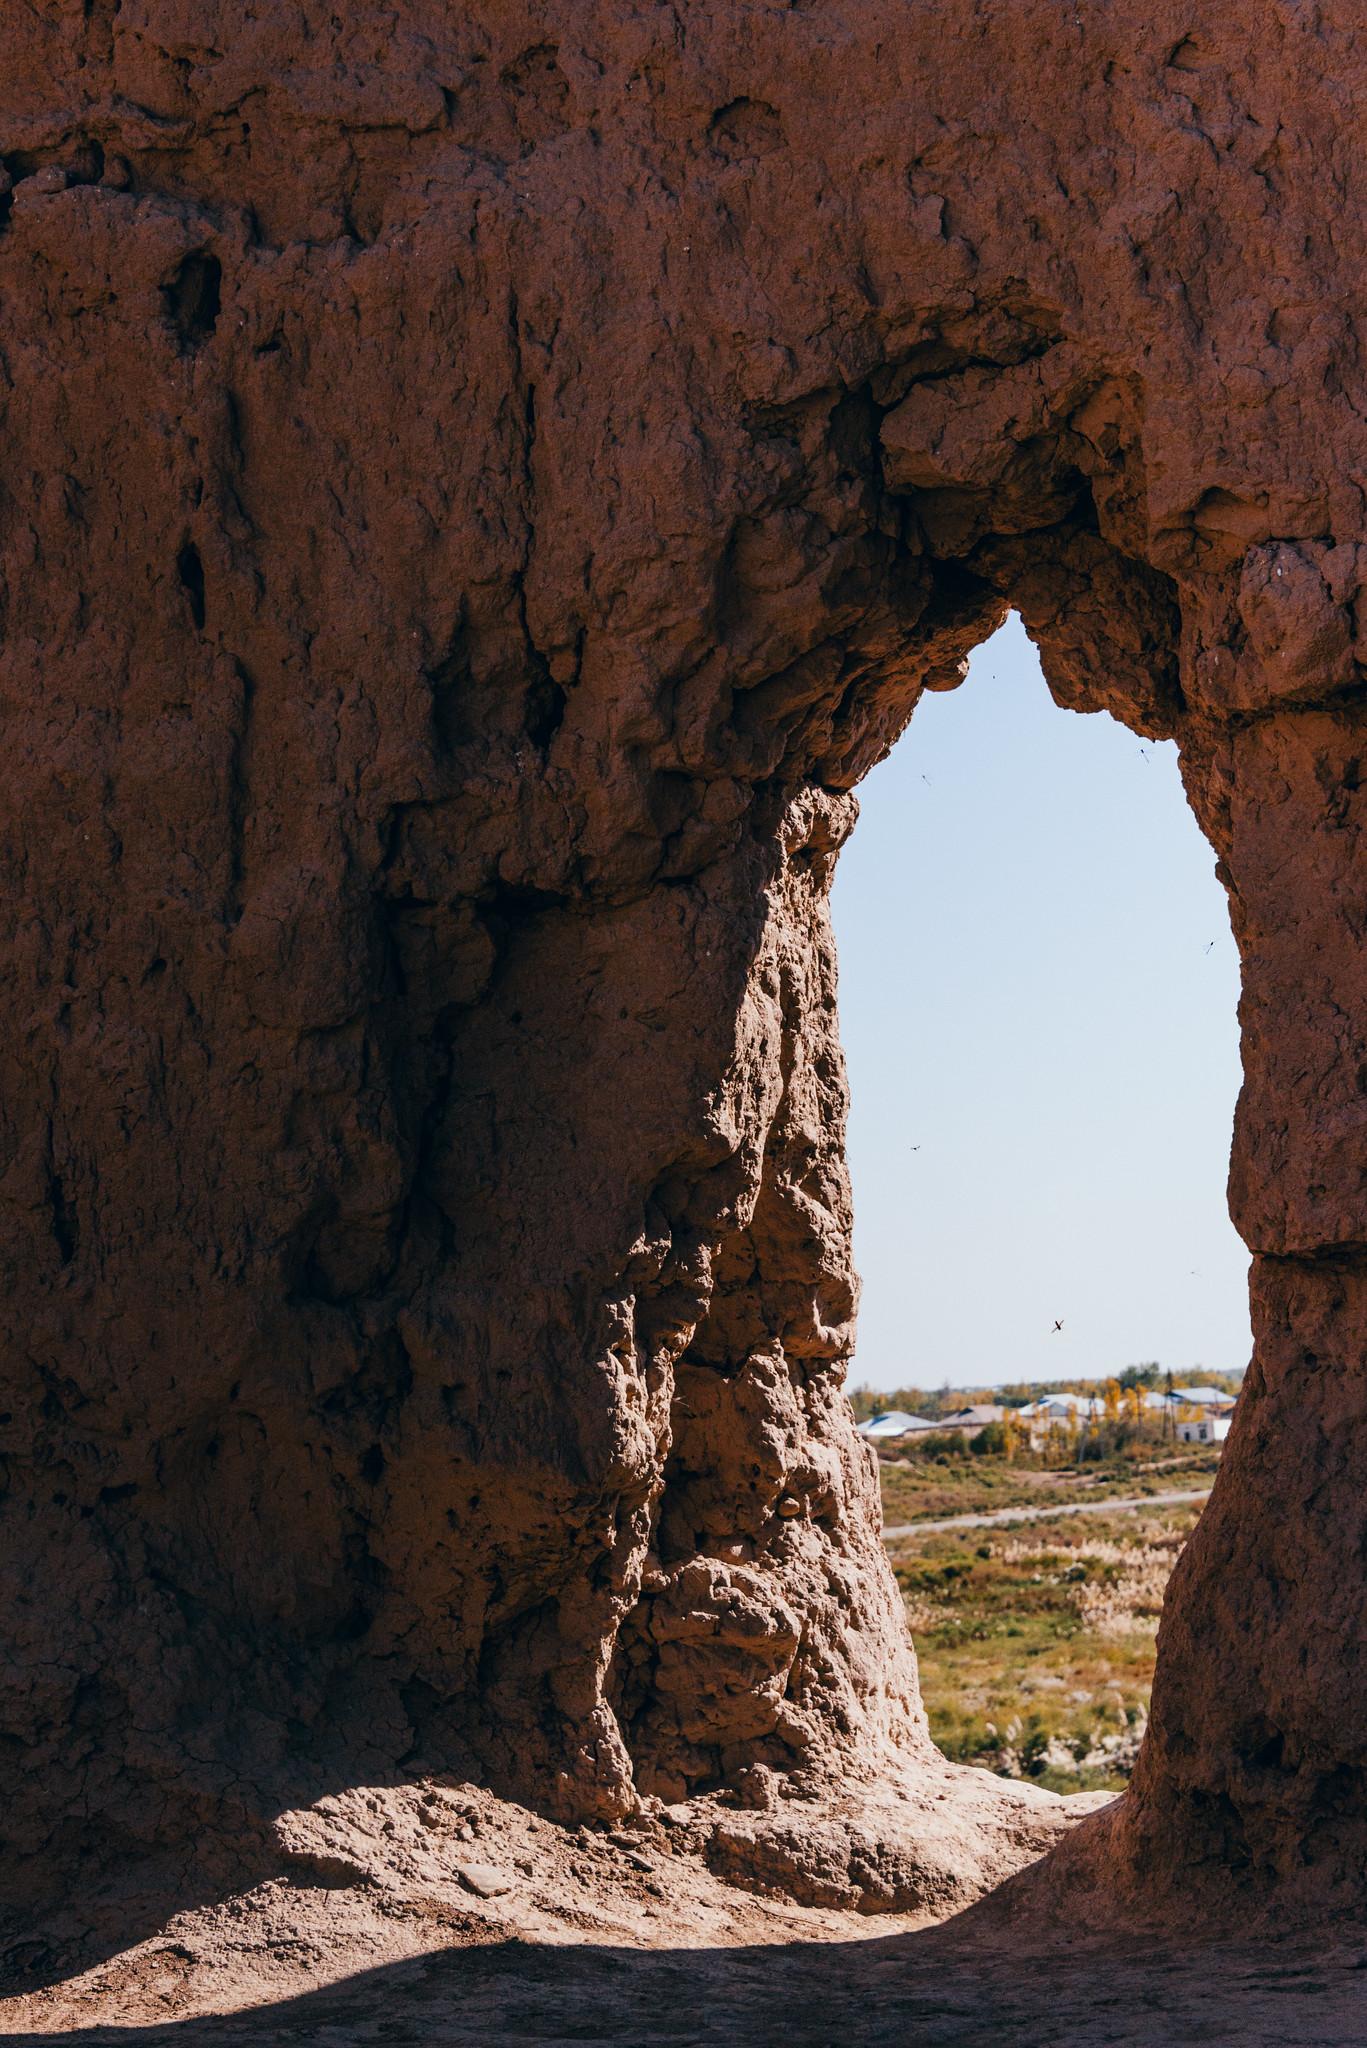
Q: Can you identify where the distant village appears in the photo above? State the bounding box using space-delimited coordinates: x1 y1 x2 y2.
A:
850 1367 1245 1456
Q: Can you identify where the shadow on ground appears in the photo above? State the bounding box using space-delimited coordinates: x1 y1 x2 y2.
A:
7 1917 1367 2048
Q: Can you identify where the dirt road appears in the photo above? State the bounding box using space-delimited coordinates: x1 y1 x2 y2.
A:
882 1487 1212 1540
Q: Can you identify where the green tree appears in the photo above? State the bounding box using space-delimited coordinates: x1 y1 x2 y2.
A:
1118 1362 1160 1391
970 1421 1008 1456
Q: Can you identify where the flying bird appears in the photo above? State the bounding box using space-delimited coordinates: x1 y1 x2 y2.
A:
1052 1319 1064 1334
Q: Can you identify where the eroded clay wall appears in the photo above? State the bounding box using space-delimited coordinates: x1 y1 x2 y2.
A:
4 0 1367 1922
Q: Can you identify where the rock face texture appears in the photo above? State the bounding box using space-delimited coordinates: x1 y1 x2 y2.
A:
3 0 1367 1944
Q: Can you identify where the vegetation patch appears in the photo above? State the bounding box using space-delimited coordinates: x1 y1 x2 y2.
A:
878 1439 1218 1526
883 1479 1206 1793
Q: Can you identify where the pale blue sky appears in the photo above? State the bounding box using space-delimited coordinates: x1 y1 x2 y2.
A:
831 614 1252 1394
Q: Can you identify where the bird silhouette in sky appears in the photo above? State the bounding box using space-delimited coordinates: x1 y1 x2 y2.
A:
1052 1319 1064 1333
1206 940 1216 953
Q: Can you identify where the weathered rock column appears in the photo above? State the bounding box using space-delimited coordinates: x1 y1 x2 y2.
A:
1050 546 1367 1913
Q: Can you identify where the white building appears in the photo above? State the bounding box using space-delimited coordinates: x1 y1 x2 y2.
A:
937 1403 1007 1437
856 1410 937 1441
1015 1392 1101 1444
857 1404 1005 1444
1019 1392 1102 1423
1177 1413 1232 1445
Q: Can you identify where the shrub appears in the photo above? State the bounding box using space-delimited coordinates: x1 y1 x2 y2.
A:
970 1422 1008 1456
1021 1727 1051 1775
917 1430 970 1460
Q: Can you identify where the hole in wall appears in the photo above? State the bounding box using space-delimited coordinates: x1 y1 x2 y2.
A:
525 675 566 748
708 97 785 161
176 543 206 631
832 612 1251 1795
163 250 222 351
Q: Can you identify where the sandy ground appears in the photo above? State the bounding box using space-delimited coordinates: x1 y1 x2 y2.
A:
7 1885 1367 2046
4 1779 1366 2046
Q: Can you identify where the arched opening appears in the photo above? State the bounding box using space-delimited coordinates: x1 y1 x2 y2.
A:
832 611 1250 1793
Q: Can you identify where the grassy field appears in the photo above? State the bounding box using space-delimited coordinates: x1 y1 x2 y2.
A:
880 1451 1211 1792
878 1442 1218 1526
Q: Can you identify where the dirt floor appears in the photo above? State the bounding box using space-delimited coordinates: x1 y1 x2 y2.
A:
5 1780 1367 2046
14 1928 1367 2047
7 1883 1367 2046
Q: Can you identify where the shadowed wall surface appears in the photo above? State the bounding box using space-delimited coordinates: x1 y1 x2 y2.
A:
3 0 1367 1949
